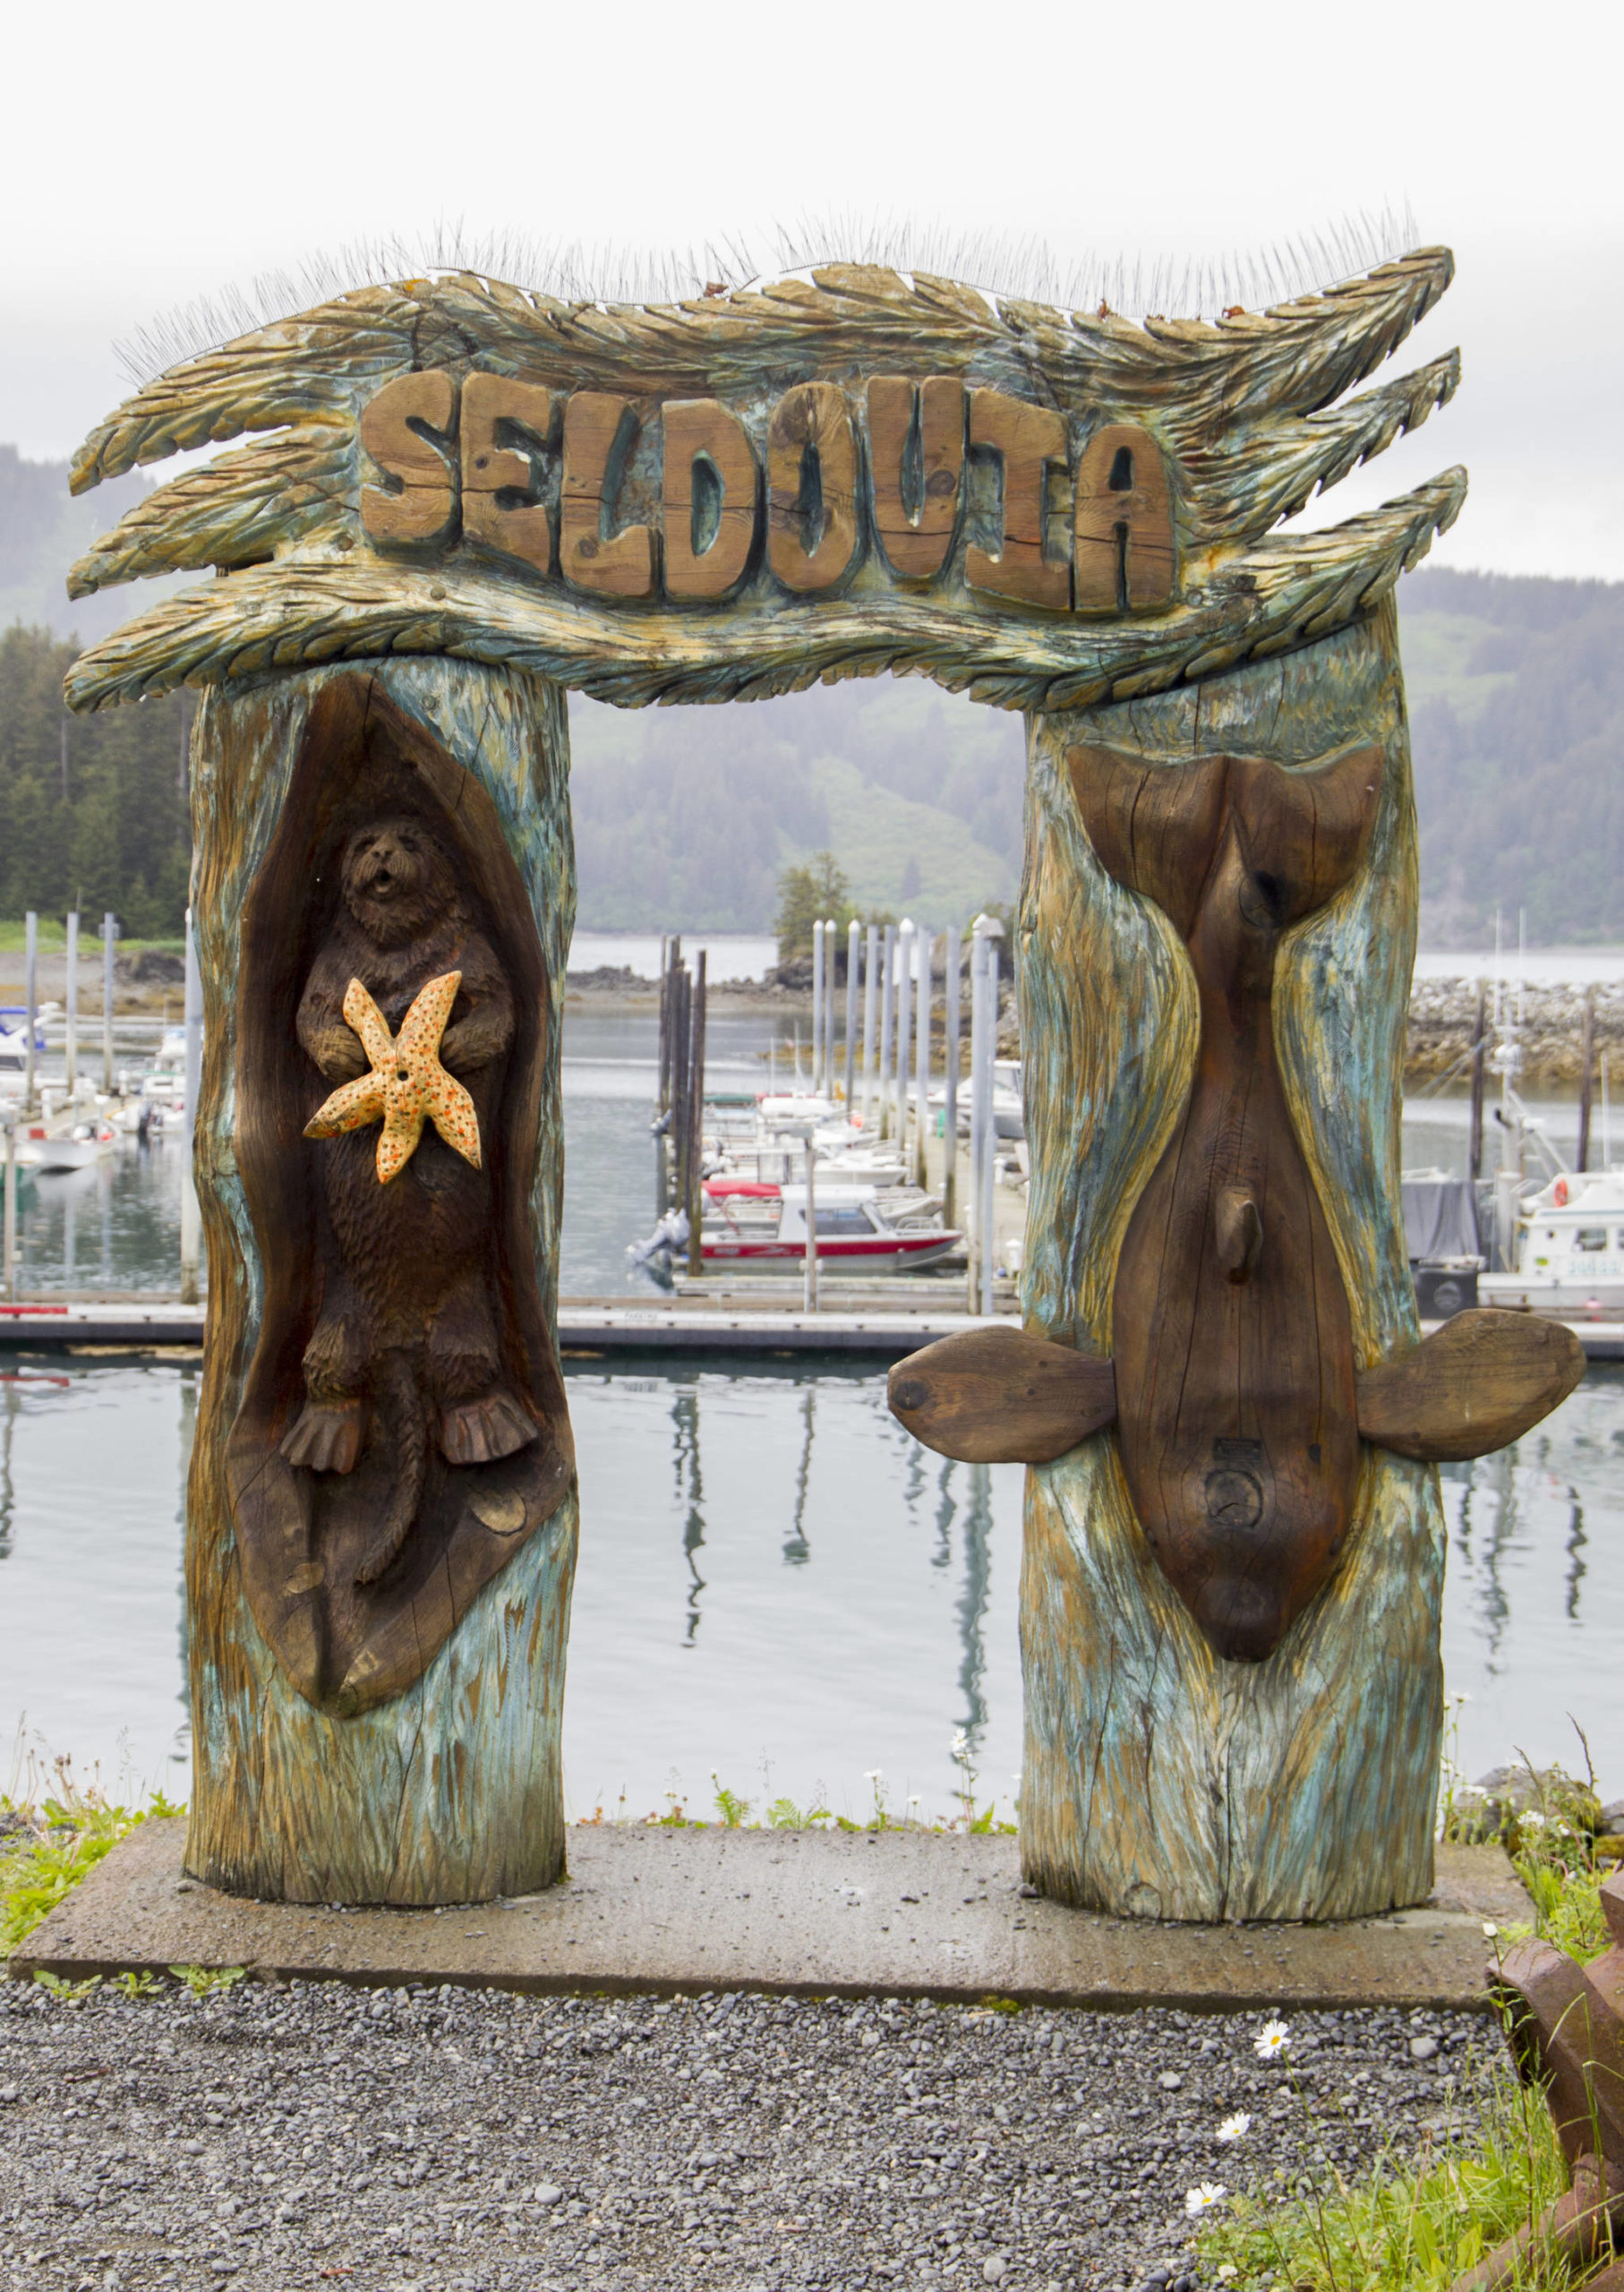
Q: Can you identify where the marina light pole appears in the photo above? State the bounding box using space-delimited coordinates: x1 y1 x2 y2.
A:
843 919 859 1108
943 925 961 1224
894 921 914 1156
22 913 37 1116
877 926 896 1138
914 928 930 1189
102 913 116 1092
824 919 838 1093
860 923 879 1129
64 911 79 1099
810 920 825 1094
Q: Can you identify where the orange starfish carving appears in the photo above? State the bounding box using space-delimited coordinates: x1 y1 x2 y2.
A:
303 971 482 1184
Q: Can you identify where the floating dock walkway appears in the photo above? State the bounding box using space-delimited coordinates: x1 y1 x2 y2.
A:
0 1295 1002 1359
4 1296 1624 1361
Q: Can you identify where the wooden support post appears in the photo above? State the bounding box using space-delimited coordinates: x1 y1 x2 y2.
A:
1468 980 1487 1184
1578 987 1596 1174
943 925 961 1225
184 661 578 1905
687 951 706 1279
1016 602 1443 1920
179 909 201 1307
968 928 988 1313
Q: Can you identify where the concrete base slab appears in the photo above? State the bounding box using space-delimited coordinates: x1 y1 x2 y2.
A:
10 1821 1527 2013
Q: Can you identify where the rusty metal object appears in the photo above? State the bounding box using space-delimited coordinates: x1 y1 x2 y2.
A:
1450 1867 1624 2291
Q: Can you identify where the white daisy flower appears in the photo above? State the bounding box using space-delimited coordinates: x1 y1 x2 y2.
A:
1253 2018 1290 2059
1185 2181 1228 2217
1216 2112 1252 2142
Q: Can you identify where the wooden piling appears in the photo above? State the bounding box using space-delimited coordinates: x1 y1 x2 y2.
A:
1578 987 1597 1173
1467 981 1487 1184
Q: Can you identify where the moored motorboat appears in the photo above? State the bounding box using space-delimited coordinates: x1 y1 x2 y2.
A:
1480 1168 1624 1316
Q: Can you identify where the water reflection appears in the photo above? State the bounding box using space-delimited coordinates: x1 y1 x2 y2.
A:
2 1355 1621 1817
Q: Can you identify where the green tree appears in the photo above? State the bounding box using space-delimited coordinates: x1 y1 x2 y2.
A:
0 625 190 936
773 851 862 963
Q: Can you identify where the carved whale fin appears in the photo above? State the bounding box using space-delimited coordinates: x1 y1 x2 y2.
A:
1355 1308 1585 1463
1068 741 1384 942
887 1325 1116 1464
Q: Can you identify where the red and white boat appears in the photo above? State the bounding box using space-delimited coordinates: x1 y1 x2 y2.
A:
637 1176 961 1273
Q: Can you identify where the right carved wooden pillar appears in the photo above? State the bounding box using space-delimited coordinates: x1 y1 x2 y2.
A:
1017 603 1444 1921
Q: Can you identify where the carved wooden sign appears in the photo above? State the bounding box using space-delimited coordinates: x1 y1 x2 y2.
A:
67 241 1534 1922
359 370 1175 616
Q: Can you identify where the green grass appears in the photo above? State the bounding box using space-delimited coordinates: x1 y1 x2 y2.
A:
0 919 185 955
1199 1777 1618 2290
1198 2060 1573 2290
1 1779 180 1956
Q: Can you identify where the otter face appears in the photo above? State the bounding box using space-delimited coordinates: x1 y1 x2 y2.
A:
341 818 453 948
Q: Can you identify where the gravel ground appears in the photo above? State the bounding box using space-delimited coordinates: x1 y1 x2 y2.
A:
0 1976 1497 2292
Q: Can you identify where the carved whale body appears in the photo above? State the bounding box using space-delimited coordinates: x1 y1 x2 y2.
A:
886 739 1586 1663
1074 740 1379 1659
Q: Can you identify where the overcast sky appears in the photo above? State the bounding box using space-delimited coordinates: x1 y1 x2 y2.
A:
4 0 1620 580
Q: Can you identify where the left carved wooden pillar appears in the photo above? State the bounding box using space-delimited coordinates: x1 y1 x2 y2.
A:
184 660 577 1904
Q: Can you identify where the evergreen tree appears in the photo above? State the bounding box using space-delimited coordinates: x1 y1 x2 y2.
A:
0 625 190 935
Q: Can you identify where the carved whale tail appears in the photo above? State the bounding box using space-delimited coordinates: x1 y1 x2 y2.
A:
1072 742 1382 944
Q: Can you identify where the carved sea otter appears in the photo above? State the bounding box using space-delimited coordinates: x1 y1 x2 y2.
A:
888 740 1583 1662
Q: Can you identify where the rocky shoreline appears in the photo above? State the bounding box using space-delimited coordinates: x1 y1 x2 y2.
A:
1405 978 1624 1088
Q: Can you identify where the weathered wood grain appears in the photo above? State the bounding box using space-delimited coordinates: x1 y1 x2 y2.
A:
965 391 1069 609
662 398 758 598
887 1326 1116 1462
1073 423 1175 612
560 393 657 596
1355 1309 1586 1461
766 382 860 592
62 249 1463 722
460 372 557 572
1018 601 1447 1921
184 657 577 1903
867 375 964 580
359 372 457 545
64 468 1466 716
1069 740 1380 1662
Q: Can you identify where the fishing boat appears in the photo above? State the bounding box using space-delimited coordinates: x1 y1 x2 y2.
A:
1480 1169 1624 1316
0 1012 45 1073
14 1116 117 1172
629 1177 961 1275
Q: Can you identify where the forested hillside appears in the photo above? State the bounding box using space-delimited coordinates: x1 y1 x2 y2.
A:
2 441 1620 943
0 626 190 936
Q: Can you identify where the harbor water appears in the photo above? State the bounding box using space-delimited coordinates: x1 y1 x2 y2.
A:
2 1007 1620 1821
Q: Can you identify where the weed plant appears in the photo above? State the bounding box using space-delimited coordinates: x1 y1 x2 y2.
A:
1 1761 177 1954
1199 1730 1617 2290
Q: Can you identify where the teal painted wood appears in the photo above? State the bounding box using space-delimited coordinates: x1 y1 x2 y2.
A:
1017 600 1446 1921
184 659 578 1903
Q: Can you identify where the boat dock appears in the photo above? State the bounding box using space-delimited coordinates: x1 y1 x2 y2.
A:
4 1296 1624 1362
0 1295 1004 1359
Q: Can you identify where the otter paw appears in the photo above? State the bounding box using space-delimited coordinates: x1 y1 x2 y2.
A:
281 1399 364 1474
354 1520 410 1587
439 1390 541 1467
